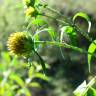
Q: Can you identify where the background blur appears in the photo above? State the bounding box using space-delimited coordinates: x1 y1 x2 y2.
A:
0 0 96 96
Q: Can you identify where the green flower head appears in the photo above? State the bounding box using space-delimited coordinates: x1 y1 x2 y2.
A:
7 32 34 56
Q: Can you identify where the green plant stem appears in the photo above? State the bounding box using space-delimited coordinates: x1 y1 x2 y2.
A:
43 5 96 45
33 49 46 75
45 6 64 17
35 41 96 58
41 13 68 25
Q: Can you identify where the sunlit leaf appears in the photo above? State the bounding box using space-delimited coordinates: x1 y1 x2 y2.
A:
32 16 46 26
27 82 41 88
74 77 96 96
34 73 49 81
34 0 40 6
28 67 34 78
46 27 56 41
60 26 77 46
17 88 31 96
9 74 25 87
1 52 11 64
73 12 91 33
73 81 87 96
10 55 17 66
88 40 96 73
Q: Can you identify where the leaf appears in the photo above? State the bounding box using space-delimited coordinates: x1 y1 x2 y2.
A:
17 88 31 96
30 0 35 7
28 67 34 78
73 81 87 96
32 16 46 26
88 40 96 73
10 55 17 66
74 77 96 96
9 74 25 87
46 27 56 41
27 82 41 88
73 12 91 33
60 26 77 46
86 87 96 96
34 73 49 81
1 52 11 64
34 0 40 6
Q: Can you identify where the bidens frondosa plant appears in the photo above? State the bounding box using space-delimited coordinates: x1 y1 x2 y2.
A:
7 32 46 74
7 0 96 95
7 32 34 56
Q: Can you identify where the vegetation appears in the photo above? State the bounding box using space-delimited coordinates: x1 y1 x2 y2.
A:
0 0 96 96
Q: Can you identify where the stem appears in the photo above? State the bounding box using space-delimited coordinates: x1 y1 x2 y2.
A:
34 41 96 58
44 5 96 46
41 13 68 25
46 6 64 17
33 49 46 75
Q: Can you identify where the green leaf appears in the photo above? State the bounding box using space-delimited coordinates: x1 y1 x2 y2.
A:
9 74 25 87
28 67 34 78
34 0 40 6
17 88 31 96
46 27 56 41
32 16 46 26
86 87 96 96
73 12 91 33
27 82 41 88
30 0 35 7
35 73 49 81
10 55 17 66
60 26 77 46
1 52 11 64
88 40 96 73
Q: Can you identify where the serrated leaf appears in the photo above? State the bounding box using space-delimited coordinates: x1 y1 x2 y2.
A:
60 26 77 46
73 12 91 33
88 40 96 73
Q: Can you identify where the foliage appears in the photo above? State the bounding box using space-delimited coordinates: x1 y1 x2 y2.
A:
0 0 96 96
0 51 49 96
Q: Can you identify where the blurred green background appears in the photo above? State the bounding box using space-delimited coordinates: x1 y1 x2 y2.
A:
0 0 96 96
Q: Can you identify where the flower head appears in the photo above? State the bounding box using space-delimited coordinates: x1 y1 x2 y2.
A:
25 7 35 17
7 32 34 56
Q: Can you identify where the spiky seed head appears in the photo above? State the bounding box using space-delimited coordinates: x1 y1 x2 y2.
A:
7 32 34 56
